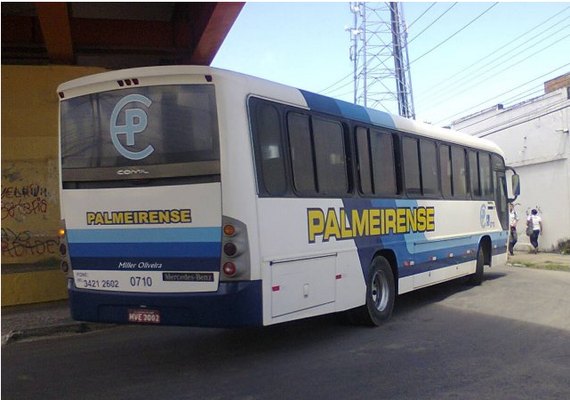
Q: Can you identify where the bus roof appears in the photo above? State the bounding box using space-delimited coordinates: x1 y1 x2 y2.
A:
57 65 504 157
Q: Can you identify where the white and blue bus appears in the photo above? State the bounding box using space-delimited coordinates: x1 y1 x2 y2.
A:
58 66 519 327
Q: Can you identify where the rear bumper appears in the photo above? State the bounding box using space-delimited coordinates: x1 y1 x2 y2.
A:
68 279 263 328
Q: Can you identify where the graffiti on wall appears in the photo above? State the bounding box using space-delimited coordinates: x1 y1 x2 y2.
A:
1 228 58 258
2 184 49 221
1 160 59 264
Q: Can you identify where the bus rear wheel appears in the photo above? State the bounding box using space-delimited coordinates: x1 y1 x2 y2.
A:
349 256 395 326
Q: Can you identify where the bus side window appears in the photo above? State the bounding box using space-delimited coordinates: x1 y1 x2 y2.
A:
419 139 439 196
402 137 421 195
370 129 397 196
287 113 317 195
312 117 348 196
468 149 481 198
451 146 468 198
251 100 287 196
479 152 493 199
355 127 373 195
439 144 452 198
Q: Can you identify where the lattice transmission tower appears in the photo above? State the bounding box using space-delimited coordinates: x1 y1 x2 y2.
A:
348 2 415 119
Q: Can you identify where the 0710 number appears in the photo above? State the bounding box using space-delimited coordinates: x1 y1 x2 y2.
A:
129 276 153 287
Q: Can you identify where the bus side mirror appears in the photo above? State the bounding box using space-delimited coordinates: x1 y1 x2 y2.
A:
511 174 520 197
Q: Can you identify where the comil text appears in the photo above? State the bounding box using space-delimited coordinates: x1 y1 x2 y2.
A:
307 207 435 243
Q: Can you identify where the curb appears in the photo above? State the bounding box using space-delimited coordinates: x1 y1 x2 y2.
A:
1 322 116 346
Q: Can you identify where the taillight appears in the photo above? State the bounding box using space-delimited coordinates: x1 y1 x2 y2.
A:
223 224 236 236
61 261 69 273
223 262 237 277
223 242 237 257
59 220 73 277
220 216 250 280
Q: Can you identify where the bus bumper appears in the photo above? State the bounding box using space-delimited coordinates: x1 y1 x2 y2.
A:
68 280 263 328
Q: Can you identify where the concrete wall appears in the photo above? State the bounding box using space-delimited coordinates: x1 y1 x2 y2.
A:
452 85 570 252
2 65 106 306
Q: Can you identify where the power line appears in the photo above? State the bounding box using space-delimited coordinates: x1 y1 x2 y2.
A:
433 62 570 125
406 3 458 46
475 102 570 138
425 31 570 118
416 5 570 100
406 2 437 31
410 3 499 65
318 74 352 95
453 84 548 131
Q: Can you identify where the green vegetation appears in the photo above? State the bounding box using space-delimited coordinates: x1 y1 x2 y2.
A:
557 239 570 255
512 261 570 272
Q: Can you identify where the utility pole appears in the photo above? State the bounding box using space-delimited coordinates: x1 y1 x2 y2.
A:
349 2 415 119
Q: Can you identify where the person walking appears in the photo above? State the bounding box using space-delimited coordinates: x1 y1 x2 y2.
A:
508 203 518 255
527 209 543 254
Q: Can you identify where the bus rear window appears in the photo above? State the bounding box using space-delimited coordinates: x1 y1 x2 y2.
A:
60 85 219 170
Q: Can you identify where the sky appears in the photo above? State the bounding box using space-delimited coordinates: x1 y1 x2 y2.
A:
212 1 570 127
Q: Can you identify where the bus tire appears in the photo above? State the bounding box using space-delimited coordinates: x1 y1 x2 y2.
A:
350 256 395 326
467 246 485 286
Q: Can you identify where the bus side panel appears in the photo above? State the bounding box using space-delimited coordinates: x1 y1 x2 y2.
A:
256 198 367 326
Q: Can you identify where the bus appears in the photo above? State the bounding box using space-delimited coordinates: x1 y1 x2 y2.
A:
57 66 519 327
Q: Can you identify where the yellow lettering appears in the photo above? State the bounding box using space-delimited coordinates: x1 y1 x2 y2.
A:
85 209 193 226
86 212 95 225
369 209 381 236
397 208 407 233
111 212 123 224
95 213 105 225
426 207 435 231
352 209 369 237
417 207 426 231
169 210 180 223
124 212 133 224
137 211 148 224
307 209 325 243
385 209 397 234
340 209 353 238
158 210 169 223
324 208 341 241
406 208 417 232
180 209 192 223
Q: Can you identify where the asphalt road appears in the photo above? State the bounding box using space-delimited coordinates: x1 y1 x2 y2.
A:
2 264 569 400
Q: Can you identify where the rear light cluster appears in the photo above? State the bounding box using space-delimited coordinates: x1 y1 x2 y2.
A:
58 220 73 277
220 216 250 280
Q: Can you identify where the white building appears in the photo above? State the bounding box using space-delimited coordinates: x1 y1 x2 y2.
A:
451 73 570 252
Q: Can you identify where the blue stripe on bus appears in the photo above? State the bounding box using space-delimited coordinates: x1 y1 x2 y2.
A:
68 227 221 243
69 241 221 258
299 89 396 128
341 197 507 279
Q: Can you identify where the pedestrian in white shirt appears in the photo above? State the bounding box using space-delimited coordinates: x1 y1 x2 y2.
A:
527 209 543 254
508 203 518 255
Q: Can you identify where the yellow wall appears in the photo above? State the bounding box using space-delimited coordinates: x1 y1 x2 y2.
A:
2 65 106 305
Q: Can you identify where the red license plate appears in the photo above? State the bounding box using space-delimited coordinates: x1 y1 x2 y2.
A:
128 309 161 324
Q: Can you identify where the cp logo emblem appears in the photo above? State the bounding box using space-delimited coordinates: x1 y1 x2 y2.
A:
110 94 154 160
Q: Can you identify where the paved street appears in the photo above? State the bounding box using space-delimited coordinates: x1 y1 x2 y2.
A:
2 264 569 400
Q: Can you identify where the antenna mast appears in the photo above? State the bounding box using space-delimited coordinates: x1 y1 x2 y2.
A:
349 2 415 118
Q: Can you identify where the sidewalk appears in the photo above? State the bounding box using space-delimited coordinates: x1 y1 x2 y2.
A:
507 249 570 272
2 251 569 345
1 299 112 345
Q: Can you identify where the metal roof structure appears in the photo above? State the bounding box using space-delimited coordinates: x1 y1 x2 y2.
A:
1 2 244 68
